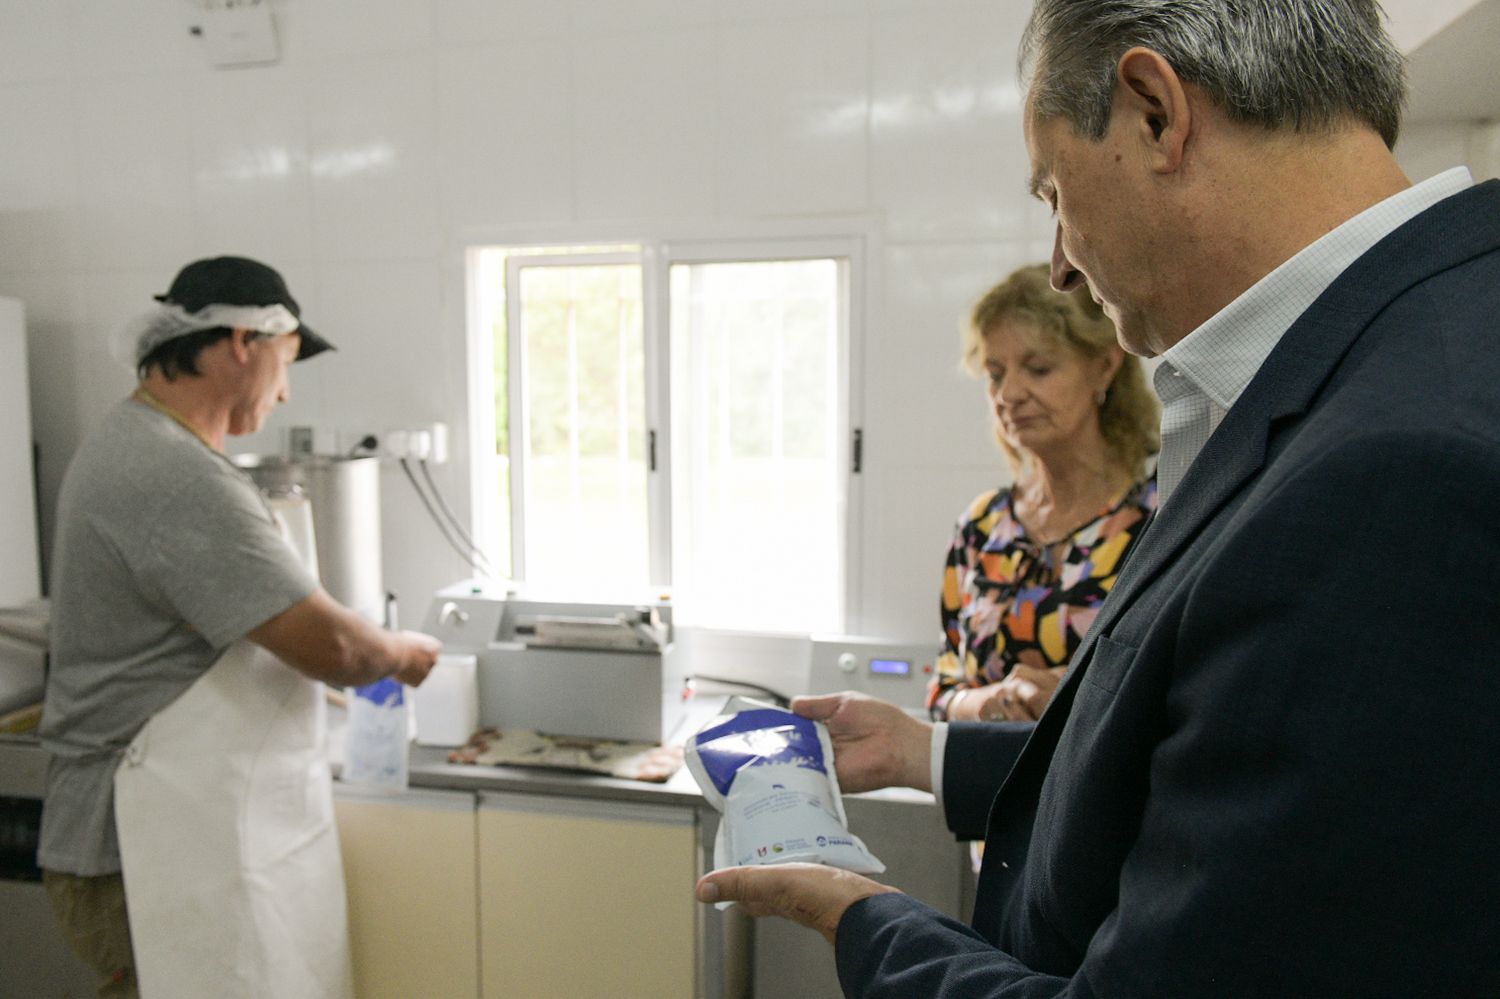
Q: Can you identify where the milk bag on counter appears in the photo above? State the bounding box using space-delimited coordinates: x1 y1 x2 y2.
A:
686 696 884 894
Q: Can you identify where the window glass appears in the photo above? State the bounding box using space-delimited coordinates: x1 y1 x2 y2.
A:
669 258 843 632
473 244 849 631
516 261 648 591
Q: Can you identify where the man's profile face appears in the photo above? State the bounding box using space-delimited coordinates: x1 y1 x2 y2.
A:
1024 100 1161 358
229 331 300 437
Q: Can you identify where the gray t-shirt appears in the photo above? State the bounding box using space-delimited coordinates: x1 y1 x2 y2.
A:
38 397 317 875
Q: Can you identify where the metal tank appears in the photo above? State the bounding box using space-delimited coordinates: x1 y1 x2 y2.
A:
233 454 385 624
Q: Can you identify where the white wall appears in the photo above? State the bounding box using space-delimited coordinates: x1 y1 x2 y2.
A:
1398 121 1500 183
0 0 1491 642
0 0 1056 641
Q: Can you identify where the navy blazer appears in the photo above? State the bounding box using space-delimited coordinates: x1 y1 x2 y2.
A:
836 180 1500 997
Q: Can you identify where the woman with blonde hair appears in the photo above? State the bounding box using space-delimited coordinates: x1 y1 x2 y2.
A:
928 264 1159 722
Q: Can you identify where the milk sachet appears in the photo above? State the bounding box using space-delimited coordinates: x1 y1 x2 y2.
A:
686 696 884 901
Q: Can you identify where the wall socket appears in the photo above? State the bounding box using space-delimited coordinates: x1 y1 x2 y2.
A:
381 422 449 464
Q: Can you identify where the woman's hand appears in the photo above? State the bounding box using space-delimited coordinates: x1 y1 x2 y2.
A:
958 665 1068 721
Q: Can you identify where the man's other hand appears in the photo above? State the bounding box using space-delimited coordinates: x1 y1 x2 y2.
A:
695 863 901 945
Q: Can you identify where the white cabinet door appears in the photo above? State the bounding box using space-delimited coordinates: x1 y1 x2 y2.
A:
334 786 480 999
477 792 699 999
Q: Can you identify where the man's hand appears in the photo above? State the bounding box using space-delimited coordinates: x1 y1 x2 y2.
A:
695 863 901 945
791 692 933 793
252 589 448 688
392 630 442 687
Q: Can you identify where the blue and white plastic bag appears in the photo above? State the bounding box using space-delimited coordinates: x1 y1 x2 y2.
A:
343 677 410 791
686 696 884 895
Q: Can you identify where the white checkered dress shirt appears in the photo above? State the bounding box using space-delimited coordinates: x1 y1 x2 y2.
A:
1153 167 1474 506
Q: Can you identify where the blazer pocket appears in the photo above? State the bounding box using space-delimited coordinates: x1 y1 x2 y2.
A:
1081 633 1137 694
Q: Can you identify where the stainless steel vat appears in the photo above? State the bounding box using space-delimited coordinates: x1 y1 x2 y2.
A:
234 454 385 624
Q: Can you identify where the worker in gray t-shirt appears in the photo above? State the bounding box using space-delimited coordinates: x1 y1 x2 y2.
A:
38 256 442 999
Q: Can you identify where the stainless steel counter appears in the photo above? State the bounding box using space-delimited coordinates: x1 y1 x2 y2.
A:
407 743 709 807
403 689 722 808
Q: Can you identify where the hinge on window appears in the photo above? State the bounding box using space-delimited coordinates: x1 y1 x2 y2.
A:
648 429 657 472
852 428 863 474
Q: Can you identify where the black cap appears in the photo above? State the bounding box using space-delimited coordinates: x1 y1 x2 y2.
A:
155 256 335 361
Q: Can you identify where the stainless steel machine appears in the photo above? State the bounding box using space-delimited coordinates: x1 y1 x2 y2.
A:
421 581 686 745
233 453 385 623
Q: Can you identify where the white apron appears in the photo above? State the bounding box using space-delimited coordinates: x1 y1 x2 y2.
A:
113 493 354 999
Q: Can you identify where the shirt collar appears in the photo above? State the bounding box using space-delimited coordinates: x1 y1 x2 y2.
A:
1161 166 1474 410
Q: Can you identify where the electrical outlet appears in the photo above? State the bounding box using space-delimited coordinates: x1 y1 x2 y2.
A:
381 422 448 464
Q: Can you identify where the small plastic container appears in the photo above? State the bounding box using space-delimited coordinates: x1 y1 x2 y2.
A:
343 677 410 791
413 653 479 747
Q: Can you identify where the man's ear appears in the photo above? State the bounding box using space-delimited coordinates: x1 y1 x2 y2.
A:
1115 47 1191 174
227 327 255 363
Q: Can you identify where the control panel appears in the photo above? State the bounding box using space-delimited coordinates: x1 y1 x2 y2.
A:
807 635 938 713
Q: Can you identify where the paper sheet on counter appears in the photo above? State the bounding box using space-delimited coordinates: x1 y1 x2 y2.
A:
447 727 683 783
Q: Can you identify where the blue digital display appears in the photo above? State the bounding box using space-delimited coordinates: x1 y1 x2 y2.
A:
869 658 910 676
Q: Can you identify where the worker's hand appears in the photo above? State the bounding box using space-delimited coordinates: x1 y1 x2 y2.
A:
976 664 1065 721
791 692 933 793
392 630 442 687
695 863 900 945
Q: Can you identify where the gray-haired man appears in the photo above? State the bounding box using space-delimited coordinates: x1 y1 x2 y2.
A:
699 3 1500 995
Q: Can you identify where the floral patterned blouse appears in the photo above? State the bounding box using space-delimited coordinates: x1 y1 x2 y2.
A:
927 477 1157 719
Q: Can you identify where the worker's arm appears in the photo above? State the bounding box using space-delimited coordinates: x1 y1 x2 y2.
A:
248 588 441 688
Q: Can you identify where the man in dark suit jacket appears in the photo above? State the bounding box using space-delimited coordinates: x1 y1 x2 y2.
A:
696 2 1500 995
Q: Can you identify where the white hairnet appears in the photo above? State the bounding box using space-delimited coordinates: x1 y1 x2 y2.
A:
115 302 302 368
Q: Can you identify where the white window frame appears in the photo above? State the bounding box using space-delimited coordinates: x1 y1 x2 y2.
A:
463 222 873 632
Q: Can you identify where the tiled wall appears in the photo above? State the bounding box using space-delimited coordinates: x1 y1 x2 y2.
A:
0 0 1489 641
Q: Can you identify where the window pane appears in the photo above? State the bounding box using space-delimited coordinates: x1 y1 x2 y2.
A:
670 259 843 632
519 263 648 592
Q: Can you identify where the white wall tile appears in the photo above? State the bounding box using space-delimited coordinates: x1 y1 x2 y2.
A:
569 0 717 35
856 458 993 639
69 269 157 432
0 83 79 271
274 0 434 63
1396 122 1472 182
308 56 443 260
312 259 459 431
719 0 867 20
436 42 574 231
573 30 716 220
717 17 869 216
1471 121 1500 182
0 0 71 84
434 0 571 45
379 460 477 620
312 259 471 611
189 65 316 265
65 0 203 79
71 76 196 270
867 241 1045 468
870 6 1043 240
869 0 984 10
